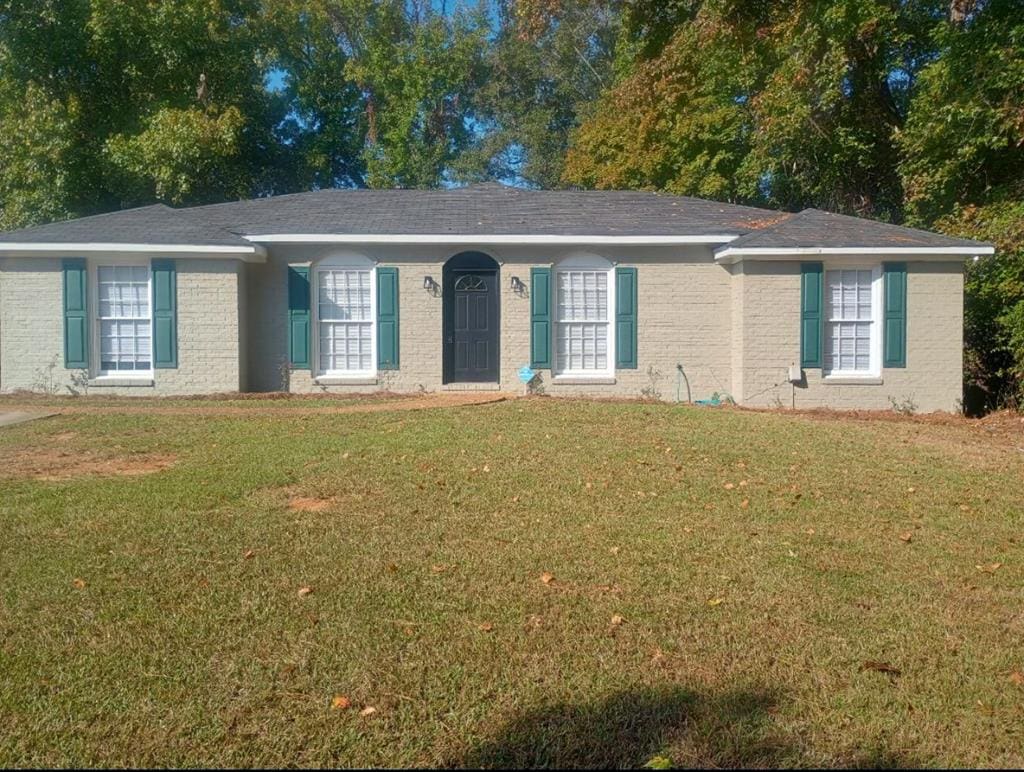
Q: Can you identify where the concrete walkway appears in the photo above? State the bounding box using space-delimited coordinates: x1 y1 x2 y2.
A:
0 411 57 428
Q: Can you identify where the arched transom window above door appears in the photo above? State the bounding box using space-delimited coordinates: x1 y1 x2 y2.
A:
454 274 487 292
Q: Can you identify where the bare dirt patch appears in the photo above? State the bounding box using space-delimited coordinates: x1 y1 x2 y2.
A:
287 495 336 512
0 447 176 481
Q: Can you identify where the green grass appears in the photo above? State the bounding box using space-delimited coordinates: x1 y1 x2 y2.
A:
0 399 1022 767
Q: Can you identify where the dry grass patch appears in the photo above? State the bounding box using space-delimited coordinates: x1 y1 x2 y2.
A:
0 445 175 481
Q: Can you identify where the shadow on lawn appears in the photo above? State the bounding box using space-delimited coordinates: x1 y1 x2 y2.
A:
449 685 919 769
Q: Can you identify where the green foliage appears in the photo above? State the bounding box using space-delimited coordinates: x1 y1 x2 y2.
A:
899 1 1024 226
456 0 618 188
936 192 1024 409
104 107 250 205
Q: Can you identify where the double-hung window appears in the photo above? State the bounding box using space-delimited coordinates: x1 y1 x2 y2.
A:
824 267 881 376
317 265 374 376
554 260 614 377
96 264 152 375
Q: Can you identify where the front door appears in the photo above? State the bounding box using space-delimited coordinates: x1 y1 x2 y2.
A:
444 269 499 383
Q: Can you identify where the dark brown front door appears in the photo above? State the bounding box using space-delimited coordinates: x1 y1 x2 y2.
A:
444 268 499 383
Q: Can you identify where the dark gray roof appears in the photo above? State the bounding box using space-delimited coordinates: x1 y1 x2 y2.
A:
189 183 784 237
0 204 254 247
718 208 989 251
0 185 992 250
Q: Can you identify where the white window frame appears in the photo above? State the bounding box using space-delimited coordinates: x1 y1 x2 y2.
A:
553 253 616 379
311 254 377 379
823 263 883 379
90 258 153 380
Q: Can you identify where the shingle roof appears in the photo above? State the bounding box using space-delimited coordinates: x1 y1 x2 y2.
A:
0 204 253 247
717 208 987 251
0 185 993 252
189 183 784 237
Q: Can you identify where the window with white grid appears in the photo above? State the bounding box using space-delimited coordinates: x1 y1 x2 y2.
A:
555 269 610 375
97 265 151 374
825 269 876 374
318 267 373 374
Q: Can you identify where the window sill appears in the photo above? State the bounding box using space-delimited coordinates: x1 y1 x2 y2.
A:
88 377 155 388
822 376 883 386
551 376 617 386
314 376 379 387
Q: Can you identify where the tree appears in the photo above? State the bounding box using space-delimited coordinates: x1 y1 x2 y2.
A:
455 0 619 188
900 0 1024 409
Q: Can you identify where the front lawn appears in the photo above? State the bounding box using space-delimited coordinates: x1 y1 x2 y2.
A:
0 399 1021 767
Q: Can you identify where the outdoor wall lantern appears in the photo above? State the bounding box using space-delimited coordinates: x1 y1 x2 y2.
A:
423 275 439 292
510 275 526 293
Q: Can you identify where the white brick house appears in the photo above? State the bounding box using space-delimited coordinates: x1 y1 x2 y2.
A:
0 185 993 411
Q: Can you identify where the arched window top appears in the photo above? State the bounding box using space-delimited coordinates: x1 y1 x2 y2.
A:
315 250 375 269
555 251 613 271
454 274 486 292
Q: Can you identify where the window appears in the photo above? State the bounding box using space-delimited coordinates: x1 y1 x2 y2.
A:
96 264 151 374
825 268 881 376
554 261 613 376
317 265 374 375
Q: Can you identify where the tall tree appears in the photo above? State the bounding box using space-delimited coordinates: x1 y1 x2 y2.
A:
900 0 1024 409
454 0 619 188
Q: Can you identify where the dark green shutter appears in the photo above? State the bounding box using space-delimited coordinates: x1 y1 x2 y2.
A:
287 265 311 370
151 260 177 369
800 262 824 369
530 267 551 369
615 267 638 369
62 258 89 369
377 267 399 370
883 262 907 368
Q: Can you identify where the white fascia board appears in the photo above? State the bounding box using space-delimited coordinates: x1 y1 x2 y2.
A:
244 233 740 246
0 242 267 261
714 245 995 263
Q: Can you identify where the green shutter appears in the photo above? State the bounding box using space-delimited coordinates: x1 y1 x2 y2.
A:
377 267 399 370
151 260 177 369
883 262 907 368
800 262 824 369
615 267 638 369
62 258 89 369
530 267 551 369
287 265 311 370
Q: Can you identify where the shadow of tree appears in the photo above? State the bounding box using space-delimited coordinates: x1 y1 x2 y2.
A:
448 684 922 769
448 685 780 769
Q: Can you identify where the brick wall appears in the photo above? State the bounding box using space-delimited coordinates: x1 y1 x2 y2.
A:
0 256 242 395
733 260 963 412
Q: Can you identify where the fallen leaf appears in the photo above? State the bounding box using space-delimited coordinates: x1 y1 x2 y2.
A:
331 695 352 710
740 499 749 509
359 706 377 717
806 528 816 536
342 452 350 459
860 660 901 677
610 546 620 555
298 586 314 597
243 549 255 559
1009 671 1024 686
706 597 725 606
907 487 916 494
610 614 625 626
899 531 913 543
540 571 555 585
478 622 493 632
482 464 490 473
976 563 1002 574
72 578 86 589
723 482 735 490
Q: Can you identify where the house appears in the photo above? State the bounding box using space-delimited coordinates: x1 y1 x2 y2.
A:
0 183 993 411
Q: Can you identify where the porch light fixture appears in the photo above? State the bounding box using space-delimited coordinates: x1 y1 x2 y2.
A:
510 275 525 293
423 275 439 291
